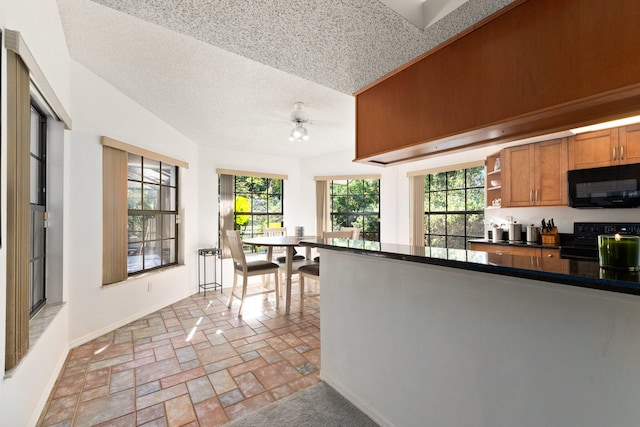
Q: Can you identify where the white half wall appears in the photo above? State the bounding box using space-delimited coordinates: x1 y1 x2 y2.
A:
320 250 640 427
67 60 200 345
0 1 72 425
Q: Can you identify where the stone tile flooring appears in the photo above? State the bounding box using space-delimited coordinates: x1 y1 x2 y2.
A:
37 287 320 426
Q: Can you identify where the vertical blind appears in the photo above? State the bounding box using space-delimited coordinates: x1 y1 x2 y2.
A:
5 50 31 370
102 146 129 284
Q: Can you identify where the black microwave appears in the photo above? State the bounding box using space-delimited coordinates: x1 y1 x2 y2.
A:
568 164 640 208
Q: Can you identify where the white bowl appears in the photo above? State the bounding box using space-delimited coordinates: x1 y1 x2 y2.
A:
490 180 501 187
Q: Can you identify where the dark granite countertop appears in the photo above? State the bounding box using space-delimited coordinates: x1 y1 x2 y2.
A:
300 238 640 297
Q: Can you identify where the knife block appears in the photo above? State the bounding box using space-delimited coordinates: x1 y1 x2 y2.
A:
541 227 559 245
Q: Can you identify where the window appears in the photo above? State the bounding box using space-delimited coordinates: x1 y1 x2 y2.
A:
423 166 485 249
127 154 179 274
330 178 380 241
233 175 283 239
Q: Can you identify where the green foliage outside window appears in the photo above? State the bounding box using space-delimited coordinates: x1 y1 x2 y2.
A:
234 176 283 241
330 179 380 241
424 166 485 249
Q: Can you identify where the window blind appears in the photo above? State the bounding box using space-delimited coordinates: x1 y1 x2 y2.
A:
102 146 128 285
5 50 31 370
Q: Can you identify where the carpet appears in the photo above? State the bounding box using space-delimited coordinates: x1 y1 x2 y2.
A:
225 382 379 426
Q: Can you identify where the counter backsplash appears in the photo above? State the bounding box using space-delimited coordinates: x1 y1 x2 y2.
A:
484 205 640 238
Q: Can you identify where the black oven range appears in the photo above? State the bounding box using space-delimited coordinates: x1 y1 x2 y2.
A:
560 222 640 260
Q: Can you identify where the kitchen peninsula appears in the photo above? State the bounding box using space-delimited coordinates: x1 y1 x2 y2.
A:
301 238 640 427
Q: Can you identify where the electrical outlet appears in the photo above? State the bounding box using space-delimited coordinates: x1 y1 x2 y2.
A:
148 282 152 292
505 215 513 222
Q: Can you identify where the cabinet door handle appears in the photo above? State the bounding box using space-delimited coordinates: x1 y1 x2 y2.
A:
547 253 553 258
613 146 617 160
529 189 533 202
535 189 539 202
620 145 624 160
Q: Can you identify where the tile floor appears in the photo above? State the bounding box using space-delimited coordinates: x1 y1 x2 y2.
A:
37 284 321 426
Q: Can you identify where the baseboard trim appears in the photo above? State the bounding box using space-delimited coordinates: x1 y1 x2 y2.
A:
319 373 395 427
68 291 194 348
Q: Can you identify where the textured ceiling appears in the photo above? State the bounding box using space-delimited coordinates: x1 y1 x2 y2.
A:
57 0 515 159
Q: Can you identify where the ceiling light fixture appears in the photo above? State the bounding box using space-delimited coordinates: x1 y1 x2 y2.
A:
289 102 310 142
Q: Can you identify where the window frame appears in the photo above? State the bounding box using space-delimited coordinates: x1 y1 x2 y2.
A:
423 165 485 249
232 175 284 248
329 178 380 242
126 154 179 275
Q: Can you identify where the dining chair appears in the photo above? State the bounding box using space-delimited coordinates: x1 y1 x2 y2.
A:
312 230 353 263
264 227 306 262
225 230 280 317
299 229 352 302
263 226 307 294
340 226 360 239
298 262 320 312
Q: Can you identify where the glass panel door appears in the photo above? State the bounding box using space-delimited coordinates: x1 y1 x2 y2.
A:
29 103 47 316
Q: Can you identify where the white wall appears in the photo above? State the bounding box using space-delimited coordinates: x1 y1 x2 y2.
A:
197 145 305 284
0 1 202 423
197 145 303 245
0 1 72 425
321 250 640 427
67 60 200 345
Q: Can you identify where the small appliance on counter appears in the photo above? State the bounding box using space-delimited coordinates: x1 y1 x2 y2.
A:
526 225 540 243
491 227 505 243
560 222 640 261
507 222 521 242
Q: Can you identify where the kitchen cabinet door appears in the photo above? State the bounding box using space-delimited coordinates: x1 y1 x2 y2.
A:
535 138 568 206
540 248 566 273
502 144 535 207
469 242 540 257
502 139 567 207
618 124 640 165
568 128 617 170
469 242 541 270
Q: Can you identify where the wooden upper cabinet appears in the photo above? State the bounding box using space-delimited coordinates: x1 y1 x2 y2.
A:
535 139 568 206
569 124 640 169
502 138 568 207
618 124 640 165
354 0 640 166
568 129 618 170
502 145 534 207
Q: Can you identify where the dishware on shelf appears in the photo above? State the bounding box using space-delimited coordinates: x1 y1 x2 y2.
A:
493 157 501 171
490 179 501 187
598 234 640 271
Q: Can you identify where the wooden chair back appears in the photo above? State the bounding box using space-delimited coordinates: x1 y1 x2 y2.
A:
340 227 360 239
264 227 287 237
225 230 247 271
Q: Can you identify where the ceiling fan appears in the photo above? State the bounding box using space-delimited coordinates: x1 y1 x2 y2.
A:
289 102 310 142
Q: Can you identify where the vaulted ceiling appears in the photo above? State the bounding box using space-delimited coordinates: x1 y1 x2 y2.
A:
57 0 514 159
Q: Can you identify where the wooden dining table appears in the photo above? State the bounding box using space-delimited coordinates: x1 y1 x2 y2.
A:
243 235 316 314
